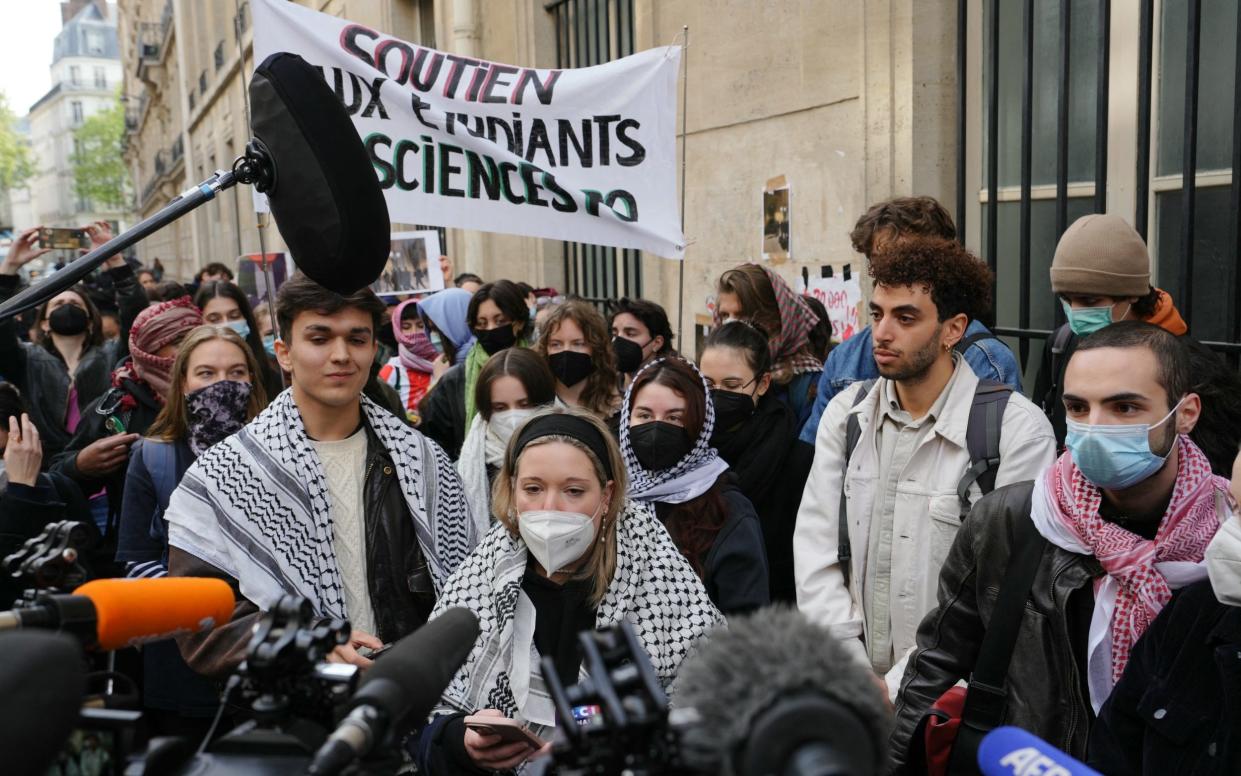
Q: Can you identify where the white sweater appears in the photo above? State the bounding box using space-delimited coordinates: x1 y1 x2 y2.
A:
312 430 377 637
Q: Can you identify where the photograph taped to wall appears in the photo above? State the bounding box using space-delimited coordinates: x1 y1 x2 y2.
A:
238 252 289 305
374 230 444 296
762 175 791 261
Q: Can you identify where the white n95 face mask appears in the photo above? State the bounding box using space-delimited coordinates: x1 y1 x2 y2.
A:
489 408 537 448
518 509 599 573
1206 513 1241 606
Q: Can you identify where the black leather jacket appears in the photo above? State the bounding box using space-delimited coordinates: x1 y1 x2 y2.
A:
362 423 437 640
890 481 1104 771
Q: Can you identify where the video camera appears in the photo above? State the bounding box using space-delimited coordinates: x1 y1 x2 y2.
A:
129 595 358 776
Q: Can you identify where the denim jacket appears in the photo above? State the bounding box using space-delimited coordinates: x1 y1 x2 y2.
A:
797 319 1023 443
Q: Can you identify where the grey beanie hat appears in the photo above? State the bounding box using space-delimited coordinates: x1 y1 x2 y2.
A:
1050 214 1151 297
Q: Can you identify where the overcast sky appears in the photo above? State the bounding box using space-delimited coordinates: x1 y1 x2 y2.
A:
0 2 67 116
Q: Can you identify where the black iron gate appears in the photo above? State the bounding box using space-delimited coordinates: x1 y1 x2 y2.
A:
962 0 1241 377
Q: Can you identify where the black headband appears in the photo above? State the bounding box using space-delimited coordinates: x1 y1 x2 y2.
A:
511 413 614 479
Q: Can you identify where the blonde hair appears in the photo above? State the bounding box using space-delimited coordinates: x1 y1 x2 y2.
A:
145 325 269 442
491 407 627 606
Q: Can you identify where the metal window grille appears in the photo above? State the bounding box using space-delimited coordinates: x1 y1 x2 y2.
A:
546 0 641 304
964 0 1240 376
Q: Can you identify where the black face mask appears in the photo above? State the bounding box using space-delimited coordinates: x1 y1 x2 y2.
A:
612 336 646 374
629 421 692 471
548 350 595 388
48 304 89 336
710 388 756 433
476 324 518 355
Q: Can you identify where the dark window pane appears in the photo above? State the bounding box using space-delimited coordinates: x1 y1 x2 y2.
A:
1155 187 1236 342
982 0 1100 187
1157 0 1238 176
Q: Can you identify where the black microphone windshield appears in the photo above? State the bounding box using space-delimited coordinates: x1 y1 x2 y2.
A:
674 606 892 776
0 631 87 776
353 606 480 724
250 52 392 295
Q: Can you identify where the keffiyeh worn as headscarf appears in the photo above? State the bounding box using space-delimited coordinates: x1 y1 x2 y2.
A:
111 296 203 406
620 357 730 505
392 299 438 373
165 390 479 619
760 266 823 381
417 288 475 365
1031 435 1229 712
429 501 723 743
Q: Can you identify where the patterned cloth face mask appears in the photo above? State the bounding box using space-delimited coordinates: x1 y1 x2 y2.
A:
186 379 254 456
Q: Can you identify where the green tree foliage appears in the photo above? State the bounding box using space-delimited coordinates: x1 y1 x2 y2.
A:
0 93 34 192
71 98 130 210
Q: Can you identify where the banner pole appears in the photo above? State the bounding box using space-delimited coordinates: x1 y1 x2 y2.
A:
677 25 689 345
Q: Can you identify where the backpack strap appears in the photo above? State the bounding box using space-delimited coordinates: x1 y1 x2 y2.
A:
139 439 179 515
953 330 998 354
838 379 876 589
956 380 1012 518
1045 324 1075 413
949 497 1047 769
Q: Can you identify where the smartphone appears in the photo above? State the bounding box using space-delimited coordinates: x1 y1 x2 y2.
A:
463 715 545 749
361 642 394 660
38 228 89 250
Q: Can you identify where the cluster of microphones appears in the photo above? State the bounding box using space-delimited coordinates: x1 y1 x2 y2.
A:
0 569 1103 776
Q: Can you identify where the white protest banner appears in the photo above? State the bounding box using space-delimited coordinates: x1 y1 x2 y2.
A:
798 270 862 342
252 0 684 258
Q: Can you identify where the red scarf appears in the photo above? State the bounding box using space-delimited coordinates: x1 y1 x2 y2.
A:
1043 435 1226 681
111 296 203 409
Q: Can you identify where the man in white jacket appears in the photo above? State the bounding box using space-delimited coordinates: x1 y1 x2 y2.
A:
794 236 1056 694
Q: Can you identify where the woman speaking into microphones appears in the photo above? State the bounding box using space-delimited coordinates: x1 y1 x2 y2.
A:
411 408 722 774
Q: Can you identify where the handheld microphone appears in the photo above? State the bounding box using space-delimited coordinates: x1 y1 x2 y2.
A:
0 577 235 650
0 631 87 776
674 606 892 776
307 606 481 776
977 727 1102 776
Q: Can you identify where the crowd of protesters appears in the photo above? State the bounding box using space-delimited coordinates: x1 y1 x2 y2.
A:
1 196 1239 774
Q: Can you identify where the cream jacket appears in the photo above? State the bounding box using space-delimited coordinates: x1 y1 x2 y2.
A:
794 361 1056 687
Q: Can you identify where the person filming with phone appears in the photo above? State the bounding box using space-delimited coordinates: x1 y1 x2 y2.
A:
413 408 722 774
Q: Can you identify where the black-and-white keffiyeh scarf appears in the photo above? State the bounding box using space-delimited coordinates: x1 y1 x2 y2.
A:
430 500 723 742
619 357 730 505
166 389 478 618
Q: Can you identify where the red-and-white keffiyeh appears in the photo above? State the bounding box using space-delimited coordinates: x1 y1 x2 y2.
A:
111 296 203 407
1031 435 1228 710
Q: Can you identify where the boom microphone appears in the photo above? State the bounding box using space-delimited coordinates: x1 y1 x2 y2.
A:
0 577 235 650
977 727 1102 776
0 631 87 776
0 51 390 321
674 606 892 776
307 606 481 776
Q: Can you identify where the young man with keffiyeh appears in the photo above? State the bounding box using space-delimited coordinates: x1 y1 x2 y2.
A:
890 322 1234 768
164 275 479 677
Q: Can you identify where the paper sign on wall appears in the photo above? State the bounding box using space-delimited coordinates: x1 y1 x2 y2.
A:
798 269 862 343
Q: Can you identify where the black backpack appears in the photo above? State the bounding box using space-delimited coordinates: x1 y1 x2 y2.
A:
837 378 1012 588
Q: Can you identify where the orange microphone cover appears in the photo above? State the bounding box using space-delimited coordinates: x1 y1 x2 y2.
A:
73 578 236 651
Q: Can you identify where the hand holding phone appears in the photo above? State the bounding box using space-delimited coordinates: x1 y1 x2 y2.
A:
37 228 89 250
464 713 546 752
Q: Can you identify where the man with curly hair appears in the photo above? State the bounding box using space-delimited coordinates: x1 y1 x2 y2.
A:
793 237 1055 699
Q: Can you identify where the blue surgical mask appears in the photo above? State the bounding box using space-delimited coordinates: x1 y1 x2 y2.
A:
429 331 445 354
224 319 251 339
1061 300 1130 337
1065 397 1184 490
262 333 276 357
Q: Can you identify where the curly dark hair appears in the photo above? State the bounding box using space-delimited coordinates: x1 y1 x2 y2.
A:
850 196 957 257
867 237 993 323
